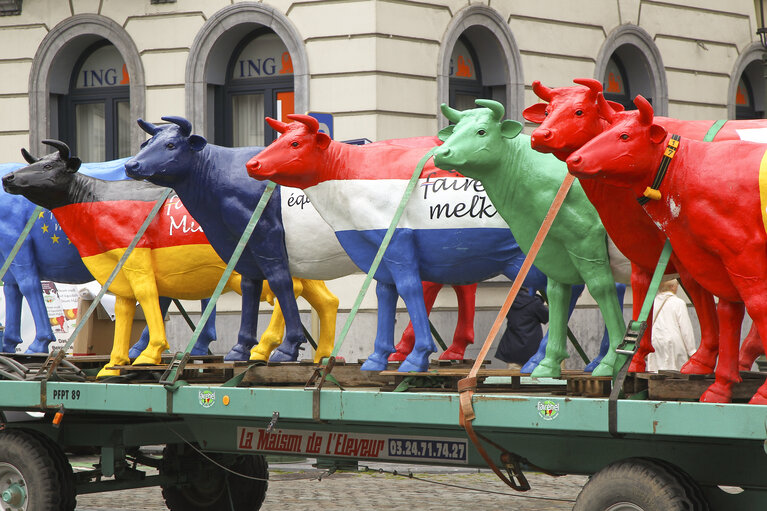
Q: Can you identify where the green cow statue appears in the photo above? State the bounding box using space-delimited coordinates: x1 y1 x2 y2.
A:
433 99 627 378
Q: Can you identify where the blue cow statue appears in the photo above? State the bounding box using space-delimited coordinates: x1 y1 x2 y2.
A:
0 160 217 356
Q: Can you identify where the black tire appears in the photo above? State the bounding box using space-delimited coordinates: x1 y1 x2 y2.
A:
574 457 708 511
27 432 77 511
0 429 62 511
160 444 269 511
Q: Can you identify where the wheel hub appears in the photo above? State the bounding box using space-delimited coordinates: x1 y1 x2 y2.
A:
606 503 644 511
0 463 26 510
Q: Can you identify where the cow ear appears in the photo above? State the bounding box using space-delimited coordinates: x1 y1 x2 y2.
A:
606 100 624 112
500 120 523 139
649 124 667 144
522 103 547 124
438 125 454 141
189 134 207 152
316 132 331 150
67 157 81 172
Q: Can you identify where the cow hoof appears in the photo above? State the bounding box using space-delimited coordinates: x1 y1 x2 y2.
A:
531 361 562 378
1 341 20 354
438 346 466 361
190 342 212 356
700 384 732 403
680 356 715 375
388 351 408 362
132 352 161 366
224 344 252 362
25 339 52 354
97 366 121 379
748 390 767 405
590 362 616 377
584 354 605 372
398 354 430 373
520 359 540 374
269 348 298 363
361 352 390 371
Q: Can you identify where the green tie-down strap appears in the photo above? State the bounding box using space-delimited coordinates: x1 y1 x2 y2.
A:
162 181 277 387
609 238 673 437
328 147 437 359
0 205 44 284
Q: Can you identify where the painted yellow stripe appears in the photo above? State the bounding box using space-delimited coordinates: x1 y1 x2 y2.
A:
760 149 767 235
82 245 241 299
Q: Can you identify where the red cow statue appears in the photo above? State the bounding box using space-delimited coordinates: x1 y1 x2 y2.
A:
524 78 764 373
566 94 767 404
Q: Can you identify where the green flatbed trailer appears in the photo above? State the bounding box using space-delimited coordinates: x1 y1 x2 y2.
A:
0 373 765 511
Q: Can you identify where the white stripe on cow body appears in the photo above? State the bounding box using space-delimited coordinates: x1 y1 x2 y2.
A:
736 128 767 143
279 186 360 280
305 178 508 232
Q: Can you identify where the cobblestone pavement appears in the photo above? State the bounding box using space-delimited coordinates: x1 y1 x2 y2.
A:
73 458 588 511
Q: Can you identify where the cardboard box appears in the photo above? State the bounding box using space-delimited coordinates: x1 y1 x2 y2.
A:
71 298 147 356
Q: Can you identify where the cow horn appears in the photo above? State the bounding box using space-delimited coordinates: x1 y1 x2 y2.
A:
573 78 603 95
288 114 320 133
20 148 37 164
441 103 463 123
596 93 617 123
137 118 159 136
266 117 289 134
161 116 192 137
42 139 71 161
476 99 505 121
635 95 654 125
532 80 553 102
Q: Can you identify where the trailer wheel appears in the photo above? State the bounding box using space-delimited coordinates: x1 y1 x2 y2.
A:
160 444 269 511
27 433 76 511
0 429 62 511
573 457 708 511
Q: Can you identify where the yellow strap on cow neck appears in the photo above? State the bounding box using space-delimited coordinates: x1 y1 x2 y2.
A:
759 149 767 235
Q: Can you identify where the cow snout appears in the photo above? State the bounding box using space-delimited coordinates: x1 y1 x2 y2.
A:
246 159 261 176
565 154 582 170
530 129 553 149
124 159 140 175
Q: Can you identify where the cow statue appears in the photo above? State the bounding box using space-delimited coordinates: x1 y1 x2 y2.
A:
566 94 767 404
243 114 616 374
2 140 301 377
524 78 765 373
432 100 630 378
0 160 220 356
125 116 499 365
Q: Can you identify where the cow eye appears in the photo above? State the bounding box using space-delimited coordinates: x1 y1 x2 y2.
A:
166 143 175 149
477 129 487 136
544 110 549 117
43 164 52 170
575 110 583 116
620 133 629 140
291 141 299 148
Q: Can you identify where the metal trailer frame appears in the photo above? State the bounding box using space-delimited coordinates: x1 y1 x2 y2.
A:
0 378 765 509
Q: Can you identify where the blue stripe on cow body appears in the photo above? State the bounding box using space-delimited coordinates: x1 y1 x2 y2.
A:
334 227 547 289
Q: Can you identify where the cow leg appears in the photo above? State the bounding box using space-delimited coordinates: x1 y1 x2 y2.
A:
361 281 398 370
129 297 171 358
522 284 583 374
531 280 571 378
250 278 302 362
738 324 762 371
13 272 56 354
390 282 441 362
1 282 24 352
440 283 477 361
98 295 138 378
191 298 217 355
700 299 744 403
225 277 263 361
296 279 339 363
267 271 308 362
586 270 627 377
678 266 719 374
586 283 626 372
626 264 654 372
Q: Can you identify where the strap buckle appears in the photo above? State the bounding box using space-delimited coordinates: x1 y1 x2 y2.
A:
500 452 531 491
615 321 647 356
